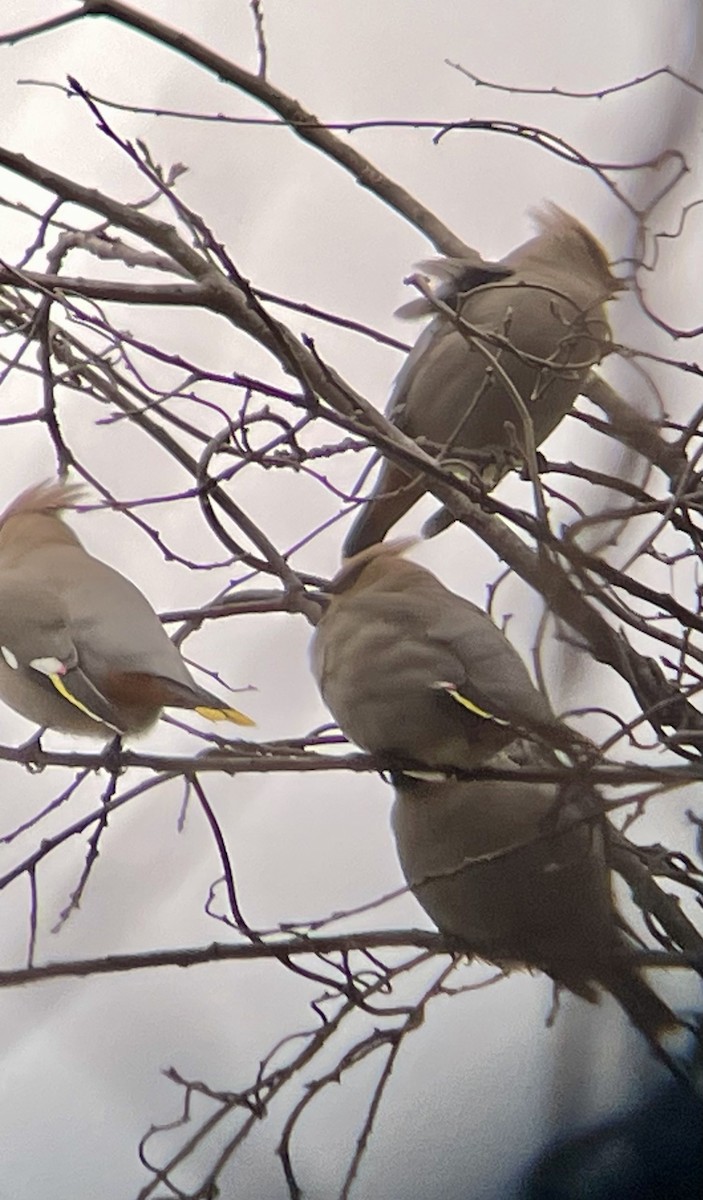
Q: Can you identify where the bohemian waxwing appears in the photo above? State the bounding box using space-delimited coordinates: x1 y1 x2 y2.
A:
343 204 620 556
310 541 588 769
391 742 678 1044
0 480 254 737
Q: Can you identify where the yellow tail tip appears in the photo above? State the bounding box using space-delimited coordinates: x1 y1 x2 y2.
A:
195 705 256 728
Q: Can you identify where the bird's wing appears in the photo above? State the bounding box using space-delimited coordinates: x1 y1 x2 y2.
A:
32 544 194 685
386 322 490 440
427 594 556 734
0 618 125 732
12 549 254 728
37 662 125 731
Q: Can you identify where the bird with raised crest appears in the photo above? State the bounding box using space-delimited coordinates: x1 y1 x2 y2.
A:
344 204 621 555
0 480 254 738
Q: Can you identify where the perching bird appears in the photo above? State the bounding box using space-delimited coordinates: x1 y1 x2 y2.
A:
0 480 254 737
343 204 620 556
391 741 679 1045
311 540 587 770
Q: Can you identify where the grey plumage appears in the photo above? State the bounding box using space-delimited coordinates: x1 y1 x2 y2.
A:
311 540 677 1046
344 204 620 555
0 480 254 736
391 743 678 1042
311 541 585 770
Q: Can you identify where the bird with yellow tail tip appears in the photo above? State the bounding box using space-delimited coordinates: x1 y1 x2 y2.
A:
343 204 621 556
0 480 254 737
311 540 589 770
391 741 681 1054
312 544 688 1062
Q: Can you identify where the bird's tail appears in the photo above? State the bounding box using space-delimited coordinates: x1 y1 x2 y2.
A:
595 959 694 1085
600 962 679 1042
343 463 422 558
194 701 255 727
141 676 255 728
190 682 255 727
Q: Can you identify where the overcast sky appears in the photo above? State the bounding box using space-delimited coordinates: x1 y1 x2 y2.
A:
0 3 702 1198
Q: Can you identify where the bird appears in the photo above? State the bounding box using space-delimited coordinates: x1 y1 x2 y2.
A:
390 740 679 1046
343 204 621 556
0 480 254 738
310 540 588 771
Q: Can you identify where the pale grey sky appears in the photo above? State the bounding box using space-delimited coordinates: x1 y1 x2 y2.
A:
0 3 701 1198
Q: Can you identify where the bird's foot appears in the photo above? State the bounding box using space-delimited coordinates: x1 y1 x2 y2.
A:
15 727 46 773
102 734 125 776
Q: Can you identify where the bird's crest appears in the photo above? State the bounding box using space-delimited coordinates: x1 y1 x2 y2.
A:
528 202 622 292
0 479 85 528
330 537 420 593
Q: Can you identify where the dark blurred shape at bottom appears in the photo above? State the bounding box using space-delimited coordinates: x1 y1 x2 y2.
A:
523 1058 703 1199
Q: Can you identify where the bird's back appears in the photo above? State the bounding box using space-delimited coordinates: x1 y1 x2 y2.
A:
12 541 193 689
392 771 617 990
